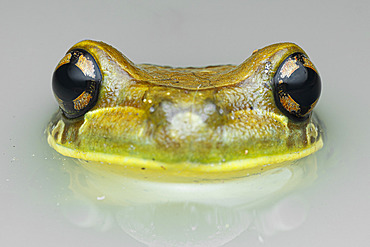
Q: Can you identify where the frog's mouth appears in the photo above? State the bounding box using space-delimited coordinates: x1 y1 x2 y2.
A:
47 107 323 179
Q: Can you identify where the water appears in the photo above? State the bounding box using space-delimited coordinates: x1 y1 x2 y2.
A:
1 0 369 246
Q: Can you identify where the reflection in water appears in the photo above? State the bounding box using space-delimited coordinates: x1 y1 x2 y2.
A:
116 202 251 247
55 155 318 246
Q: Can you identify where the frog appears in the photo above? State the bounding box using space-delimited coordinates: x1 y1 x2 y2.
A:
47 40 323 179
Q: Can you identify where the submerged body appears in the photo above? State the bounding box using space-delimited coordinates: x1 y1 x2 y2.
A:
47 40 323 179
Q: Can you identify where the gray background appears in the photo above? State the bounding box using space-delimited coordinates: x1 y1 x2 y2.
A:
1 0 369 246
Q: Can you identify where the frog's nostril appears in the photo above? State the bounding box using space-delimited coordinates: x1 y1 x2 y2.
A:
149 106 156 113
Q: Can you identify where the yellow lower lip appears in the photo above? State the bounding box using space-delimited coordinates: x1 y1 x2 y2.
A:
47 132 323 182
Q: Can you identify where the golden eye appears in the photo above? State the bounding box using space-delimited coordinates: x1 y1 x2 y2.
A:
273 53 321 121
52 49 102 118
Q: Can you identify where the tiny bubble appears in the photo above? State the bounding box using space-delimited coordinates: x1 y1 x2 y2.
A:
97 195 105 201
258 235 264 243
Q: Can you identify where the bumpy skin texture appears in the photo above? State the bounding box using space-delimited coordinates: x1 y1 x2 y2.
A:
48 40 323 178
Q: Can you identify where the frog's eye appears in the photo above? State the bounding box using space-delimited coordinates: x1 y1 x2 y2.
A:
273 53 321 121
52 49 102 118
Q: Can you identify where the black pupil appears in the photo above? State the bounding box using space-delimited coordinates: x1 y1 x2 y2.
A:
52 63 88 101
285 62 321 107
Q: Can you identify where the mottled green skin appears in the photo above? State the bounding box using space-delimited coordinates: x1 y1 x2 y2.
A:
48 40 322 167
